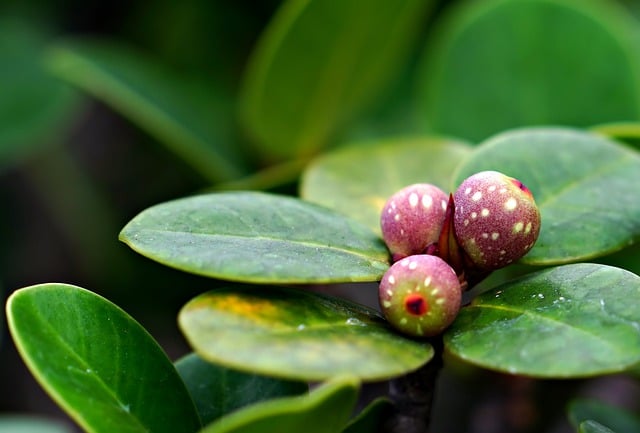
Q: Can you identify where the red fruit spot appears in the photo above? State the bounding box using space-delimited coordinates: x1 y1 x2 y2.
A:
510 178 532 197
404 294 428 316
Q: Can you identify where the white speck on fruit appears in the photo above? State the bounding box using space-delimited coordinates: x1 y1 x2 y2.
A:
500 188 507 194
394 213 400 222
464 219 470 226
386 289 393 297
391 201 397 209
488 185 497 192
465 187 472 195
441 200 447 211
492 232 500 240
409 261 418 270
505 197 517 210
431 288 439 296
400 260 409 267
388 275 396 284
423 276 432 286
422 194 433 208
481 208 490 217
513 221 524 233
482 233 489 239
525 222 532 234
500 249 506 255
409 192 419 207
400 228 405 235
383 301 392 308
471 212 478 219
472 191 482 201
400 318 408 325
435 298 445 305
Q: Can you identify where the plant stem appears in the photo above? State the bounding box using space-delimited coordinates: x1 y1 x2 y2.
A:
385 336 444 433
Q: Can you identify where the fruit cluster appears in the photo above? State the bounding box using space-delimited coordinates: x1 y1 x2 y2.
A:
379 171 541 337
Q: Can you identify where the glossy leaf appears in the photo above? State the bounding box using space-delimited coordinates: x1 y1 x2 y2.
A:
46 39 244 182
453 128 640 265
0 416 73 433
200 376 359 433
579 421 617 433
0 19 79 168
569 399 640 433
445 264 640 377
175 353 308 425
240 0 434 158
179 286 433 381
417 0 640 142
120 192 390 284
300 136 472 234
342 397 394 433
6 284 201 433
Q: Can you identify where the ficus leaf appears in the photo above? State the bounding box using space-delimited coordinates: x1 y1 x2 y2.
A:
175 353 307 426
240 0 435 158
199 376 359 433
445 263 640 377
120 191 390 284
416 0 640 142
6 284 201 433
179 286 433 381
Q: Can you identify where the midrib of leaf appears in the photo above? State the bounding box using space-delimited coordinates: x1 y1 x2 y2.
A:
134 228 390 264
469 301 628 353
23 304 148 432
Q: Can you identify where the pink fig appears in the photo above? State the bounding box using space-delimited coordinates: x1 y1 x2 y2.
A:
453 171 541 271
379 254 461 337
380 184 449 262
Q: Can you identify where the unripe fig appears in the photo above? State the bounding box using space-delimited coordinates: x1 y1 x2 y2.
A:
453 171 541 271
379 254 461 337
380 183 449 262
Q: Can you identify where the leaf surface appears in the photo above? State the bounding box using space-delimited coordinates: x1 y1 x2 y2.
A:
417 0 640 141
240 0 434 158
120 192 390 283
445 264 640 377
6 284 201 433
199 377 359 433
179 286 432 381
453 128 640 264
175 353 307 425
301 136 472 234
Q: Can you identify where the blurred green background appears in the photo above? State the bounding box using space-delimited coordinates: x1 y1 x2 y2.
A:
2 0 640 432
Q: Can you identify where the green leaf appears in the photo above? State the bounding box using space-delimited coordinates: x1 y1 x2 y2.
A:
417 0 640 142
444 264 640 378
300 136 472 234
569 399 640 433
240 0 435 158
6 284 201 433
46 39 244 183
119 191 390 284
0 19 79 168
579 421 617 433
342 397 394 433
175 353 308 425
199 376 359 433
179 286 433 381
453 127 640 265
591 122 640 150
0 416 73 433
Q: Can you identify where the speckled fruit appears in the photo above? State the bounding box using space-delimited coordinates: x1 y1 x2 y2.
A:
379 255 461 338
380 184 449 261
453 171 541 270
